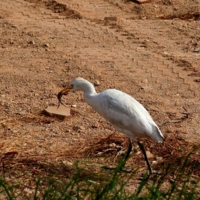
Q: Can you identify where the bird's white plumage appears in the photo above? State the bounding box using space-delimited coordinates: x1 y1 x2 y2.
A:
70 77 164 143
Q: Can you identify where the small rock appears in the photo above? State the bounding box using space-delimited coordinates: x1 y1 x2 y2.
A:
11 25 18 29
12 130 19 133
156 156 163 161
18 111 26 115
142 79 148 84
43 105 71 120
104 16 118 22
123 167 132 173
93 79 100 86
193 47 200 52
71 104 77 108
73 125 85 131
79 126 85 131
62 160 73 166
146 151 154 159
34 93 39 96
91 122 99 128
163 51 169 56
135 0 151 3
28 40 35 45
73 125 79 131
43 43 50 48
152 160 158 165
109 143 116 148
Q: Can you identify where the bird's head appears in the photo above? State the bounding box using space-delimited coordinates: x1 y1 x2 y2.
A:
57 77 91 107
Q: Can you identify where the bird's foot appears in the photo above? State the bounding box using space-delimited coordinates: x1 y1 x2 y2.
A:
151 169 162 175
138 169 162 181
101 166 132 173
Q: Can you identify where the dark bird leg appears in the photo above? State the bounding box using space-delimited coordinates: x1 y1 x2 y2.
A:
124 138 133 160
137 141 153 176
114 138 133 172
102 138 133 172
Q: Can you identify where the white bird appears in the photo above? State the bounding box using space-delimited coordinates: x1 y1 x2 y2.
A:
57 77 164 175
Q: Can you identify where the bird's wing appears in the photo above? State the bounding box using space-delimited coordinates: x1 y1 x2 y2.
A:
94 89 164 142
98 90 149 132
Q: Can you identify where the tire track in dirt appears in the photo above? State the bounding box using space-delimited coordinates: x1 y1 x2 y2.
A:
31 0 200 142
0 1 200 191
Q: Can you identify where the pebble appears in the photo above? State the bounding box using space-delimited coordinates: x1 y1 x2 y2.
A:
109 143 116 147
104 16 118 22
142 79 148 84
44 43 50 48
28 40 35 45
138 0 151 3
62 160 73 166
71 104 77 108
44 105 71 118
152 160 158 164
163 51 169 56
73 125 85 131
91 122 99 128
18 111 26 115
193 47 200 52
93 79 100 86
156 156 163 161
146 151 154 159
79 126 85 131
11 25 18 29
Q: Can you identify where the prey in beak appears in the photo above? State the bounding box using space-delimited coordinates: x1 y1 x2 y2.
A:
57 85 73 108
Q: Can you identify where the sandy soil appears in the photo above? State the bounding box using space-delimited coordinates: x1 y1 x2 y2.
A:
0 0 200 196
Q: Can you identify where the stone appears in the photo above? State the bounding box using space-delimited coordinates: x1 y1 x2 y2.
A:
43 43 50 48
193 47 200 52
146 151 154 159
135 0 151 3
28 40 35 45
93 79 100 86
43 105 71 120
104 16 118 22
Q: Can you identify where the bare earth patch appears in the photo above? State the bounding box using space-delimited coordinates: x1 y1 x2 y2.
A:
0 0 199 198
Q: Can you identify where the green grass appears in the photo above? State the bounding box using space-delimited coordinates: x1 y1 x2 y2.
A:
0 147 199 200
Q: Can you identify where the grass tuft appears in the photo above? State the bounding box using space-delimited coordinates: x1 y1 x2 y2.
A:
0 145 199 199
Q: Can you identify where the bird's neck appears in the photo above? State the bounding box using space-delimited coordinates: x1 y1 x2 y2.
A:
82 83 99 109
84 91 100 113
82 83 96 96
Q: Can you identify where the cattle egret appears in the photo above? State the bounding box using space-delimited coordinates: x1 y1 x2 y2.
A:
58 77 164 175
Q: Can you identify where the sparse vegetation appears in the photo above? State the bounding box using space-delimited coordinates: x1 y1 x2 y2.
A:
1 0 200 199
0 144 199 199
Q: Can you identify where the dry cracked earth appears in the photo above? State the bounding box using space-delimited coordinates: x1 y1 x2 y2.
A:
0 0 200 197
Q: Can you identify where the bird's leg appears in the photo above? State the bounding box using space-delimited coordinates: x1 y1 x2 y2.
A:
114 138 133 172
115 138 133 172
102 138 133 172
124 138 133 160
137 141 153 176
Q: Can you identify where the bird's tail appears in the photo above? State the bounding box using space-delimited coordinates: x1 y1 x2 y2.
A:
151 125 164 143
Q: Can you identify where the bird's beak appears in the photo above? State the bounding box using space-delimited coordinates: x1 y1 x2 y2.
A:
57 85 73 107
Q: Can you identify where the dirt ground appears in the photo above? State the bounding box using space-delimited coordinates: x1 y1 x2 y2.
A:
0 0 200 196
